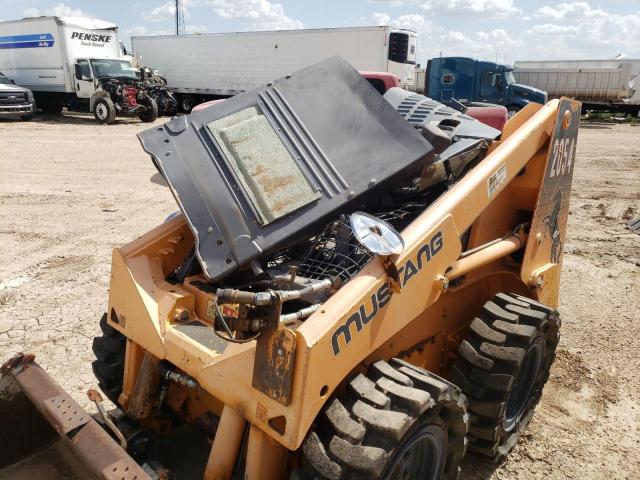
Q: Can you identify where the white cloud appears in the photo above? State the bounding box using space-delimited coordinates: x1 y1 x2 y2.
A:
420 0 519 17
528 24 580 35
368 0 520 18
23 3 88 18
435 28 524 60
201 0 303 30
535 2 606 20
143 0 193 23
138 0 301 34
126 25 170 36
143 2 177 22
391 13 430 32
23 7 41 17
368 12 391 25
477 28 523 48
365 11 433 33
528 2 640 57
364 11 524 64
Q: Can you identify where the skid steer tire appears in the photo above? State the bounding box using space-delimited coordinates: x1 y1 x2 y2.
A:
92 313 126 405
294 359 469 480
449 293 560 462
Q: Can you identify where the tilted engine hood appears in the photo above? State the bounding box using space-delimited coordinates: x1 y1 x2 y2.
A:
138 56 435 282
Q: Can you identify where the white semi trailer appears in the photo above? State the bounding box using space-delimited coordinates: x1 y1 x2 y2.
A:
132 26 418 111
514 59 640 116
0 16 158 123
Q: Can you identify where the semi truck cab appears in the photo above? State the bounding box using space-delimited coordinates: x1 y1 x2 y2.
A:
427 57 547 113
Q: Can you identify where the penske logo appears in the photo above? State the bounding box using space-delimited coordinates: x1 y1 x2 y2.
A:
71 32 112 43
331 230 444 356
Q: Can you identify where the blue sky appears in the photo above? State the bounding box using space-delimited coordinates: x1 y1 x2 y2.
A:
1 0 639 64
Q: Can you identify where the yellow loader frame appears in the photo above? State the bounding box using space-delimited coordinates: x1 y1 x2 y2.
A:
97 98 579 478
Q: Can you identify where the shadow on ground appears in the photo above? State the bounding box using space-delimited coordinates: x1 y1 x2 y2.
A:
0 111 161 126
150 172 168 187
579 123 612 129
461 454 502 479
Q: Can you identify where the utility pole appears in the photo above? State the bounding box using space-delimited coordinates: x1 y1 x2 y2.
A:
175 0 184 35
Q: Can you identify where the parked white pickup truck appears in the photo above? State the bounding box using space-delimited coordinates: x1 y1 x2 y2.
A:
0 72 34 120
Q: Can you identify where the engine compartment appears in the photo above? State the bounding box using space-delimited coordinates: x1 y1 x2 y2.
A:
138 56 501 342
99 76 155 116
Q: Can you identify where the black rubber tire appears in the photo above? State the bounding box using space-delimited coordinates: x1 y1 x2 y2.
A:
94 97 116 124
449 293 560 461
294 359 469 479
138 98 158 123
92 313 127 405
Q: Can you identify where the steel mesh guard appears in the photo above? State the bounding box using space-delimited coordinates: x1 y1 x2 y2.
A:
298 215 373 282
297 199 433 281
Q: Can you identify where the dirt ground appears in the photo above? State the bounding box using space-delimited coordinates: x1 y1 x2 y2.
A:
0 113 638 479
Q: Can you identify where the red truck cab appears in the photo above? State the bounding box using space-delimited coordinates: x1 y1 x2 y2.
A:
360 71 402 94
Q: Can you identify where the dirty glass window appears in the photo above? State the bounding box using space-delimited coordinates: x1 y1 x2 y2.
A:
78 59 91 78
207 106 320 225
480 71 497 98
442 74 454 85
504 71 515 85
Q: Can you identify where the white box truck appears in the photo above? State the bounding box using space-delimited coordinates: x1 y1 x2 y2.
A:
132 26 418 111
0 16 159 123
514 59 640 116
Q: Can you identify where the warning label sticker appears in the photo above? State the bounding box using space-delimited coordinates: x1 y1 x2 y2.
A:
488 163 507 198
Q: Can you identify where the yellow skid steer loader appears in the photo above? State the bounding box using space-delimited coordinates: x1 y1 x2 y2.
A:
0 57 580 480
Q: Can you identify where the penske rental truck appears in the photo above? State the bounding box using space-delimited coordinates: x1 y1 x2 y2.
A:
132 26 418 111
0 16 158 123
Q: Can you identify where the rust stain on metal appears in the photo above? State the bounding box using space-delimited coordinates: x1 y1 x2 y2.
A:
1 356 151 480
43 395 91 435
1 352 35 373
71 421 151 479
252 296 297 406
125 352 161 419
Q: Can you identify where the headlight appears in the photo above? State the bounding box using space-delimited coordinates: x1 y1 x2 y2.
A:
26 90 34 102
